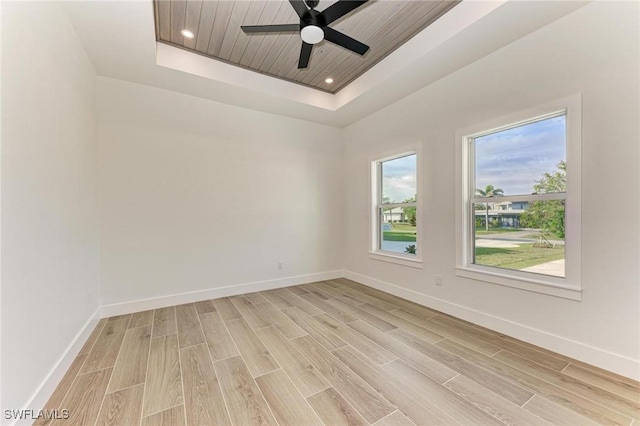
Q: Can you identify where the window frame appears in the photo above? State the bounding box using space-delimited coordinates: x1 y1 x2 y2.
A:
455 94 582 300
369 145 423 268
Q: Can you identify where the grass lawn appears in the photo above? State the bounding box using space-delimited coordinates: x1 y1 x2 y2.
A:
383 223 417 242
474 227 522 235
475 244 564 270
522 232 563 240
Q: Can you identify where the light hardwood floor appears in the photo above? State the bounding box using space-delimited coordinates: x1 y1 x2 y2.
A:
37 279 640 426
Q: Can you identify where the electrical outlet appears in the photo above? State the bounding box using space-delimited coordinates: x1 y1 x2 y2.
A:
277 262 284 270
434 275 443 286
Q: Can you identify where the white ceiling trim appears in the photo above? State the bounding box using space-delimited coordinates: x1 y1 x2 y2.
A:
156 0 506 112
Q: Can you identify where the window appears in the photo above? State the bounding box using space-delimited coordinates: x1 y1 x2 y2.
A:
370 148 422 268
456 95 582 299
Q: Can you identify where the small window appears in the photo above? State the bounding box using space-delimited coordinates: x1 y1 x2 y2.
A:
370 149 421 267
456 95 582 299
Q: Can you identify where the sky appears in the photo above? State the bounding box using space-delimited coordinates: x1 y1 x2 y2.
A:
475 115 566 196
381 115 566 202
382 154 416 203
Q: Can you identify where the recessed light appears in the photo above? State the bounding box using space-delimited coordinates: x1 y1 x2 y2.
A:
181 29 195 39
325 77 334 84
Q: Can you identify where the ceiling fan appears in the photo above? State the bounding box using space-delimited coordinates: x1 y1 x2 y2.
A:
241 0 370 69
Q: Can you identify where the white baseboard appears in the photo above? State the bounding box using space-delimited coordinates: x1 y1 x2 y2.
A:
344 270 640 381
13 307 102 426
101 270 344 317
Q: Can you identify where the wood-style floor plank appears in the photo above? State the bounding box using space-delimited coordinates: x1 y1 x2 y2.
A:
348 319 458 384
292 335 395 424
96 383 144 426
306 387 368 426
229 296 271 329
51 368 112 426
562 363 640 403
373 410 417 426
211 297 242 321
333 346 457 425
255 326 330 397
245 291 270 304
225 318 279 377
287 285 309 296
332 283 398 311
254 301 307 339
128 310 153 329
304 283 335 300
342 280 439 319
299 292 357 323
80 316 129 374
141 405 185 426
262 289 297 310
388 327 534 405
199 311 239 361
438 338 633 425
282 307 348 351
325 298 398 332
175 303 205 348
383 359 504 425
358 303 444 342
78 319 108 355
214 355 278 426
277 288 325 316
443 374 552 426
523 395 600 425
255 369 323 425
194 299 216 315
313 313 397 365
152 306 177 337
493 349 640 421
181 343 232 426
424 316 502 356
107 325 151 392
143 335 183 416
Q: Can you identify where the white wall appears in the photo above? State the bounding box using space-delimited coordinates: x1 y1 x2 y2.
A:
97 77 344 307
1 1 100 413
343 2 639 378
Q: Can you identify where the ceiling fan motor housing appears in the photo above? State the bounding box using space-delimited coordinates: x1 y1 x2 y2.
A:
301 10 326 44
304 0 320 9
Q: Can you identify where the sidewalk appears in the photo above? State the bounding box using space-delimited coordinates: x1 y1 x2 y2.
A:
522 259 565 277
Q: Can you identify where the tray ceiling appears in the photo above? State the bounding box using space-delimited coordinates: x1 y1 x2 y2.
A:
153 0 460 93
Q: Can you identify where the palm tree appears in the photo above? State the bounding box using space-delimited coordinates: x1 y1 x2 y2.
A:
476 185 504 231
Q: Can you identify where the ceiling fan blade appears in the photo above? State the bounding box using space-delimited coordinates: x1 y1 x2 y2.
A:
289 0 308 18
323 27 369 55
241 24 300 33
320 0 369 25
298 42 313 68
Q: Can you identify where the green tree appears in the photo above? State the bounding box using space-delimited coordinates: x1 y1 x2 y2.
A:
475 185 504 231
520 161 566 238
402 195 417 226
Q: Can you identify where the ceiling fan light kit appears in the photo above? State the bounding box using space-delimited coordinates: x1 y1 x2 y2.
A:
300 25 324 44
241 0 370 69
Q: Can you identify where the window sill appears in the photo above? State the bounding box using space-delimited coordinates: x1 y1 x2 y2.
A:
369 252 423 269
455 265 581 301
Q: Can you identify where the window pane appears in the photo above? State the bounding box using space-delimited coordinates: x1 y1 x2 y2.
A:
475 115 566 197
382 154 416 204
380 207 417 256
473 200 565 277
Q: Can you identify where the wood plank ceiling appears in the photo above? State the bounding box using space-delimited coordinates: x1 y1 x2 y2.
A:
154 1 460 93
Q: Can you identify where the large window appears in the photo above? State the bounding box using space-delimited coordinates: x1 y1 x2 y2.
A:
456 95 582 299
370 149 421 267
